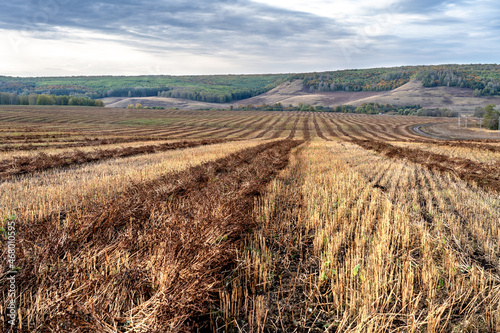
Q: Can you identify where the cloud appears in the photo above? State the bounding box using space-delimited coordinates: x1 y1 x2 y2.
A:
0 0 499 75
0 0 348 52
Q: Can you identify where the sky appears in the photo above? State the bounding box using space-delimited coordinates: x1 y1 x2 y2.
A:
0 0 499 76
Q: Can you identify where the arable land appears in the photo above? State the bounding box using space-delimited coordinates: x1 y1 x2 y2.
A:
0 106 499 332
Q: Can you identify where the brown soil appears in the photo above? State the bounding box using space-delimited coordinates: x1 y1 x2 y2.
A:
271 116 292 139
0 136 175 152
353 139 500 193
398 138 500 152
254 115 283 139
0 133 72 140
286 116 301 140
430 140 500 153
0 139 232 179
6 139 303 331
303 116 311 140
313 116 330 141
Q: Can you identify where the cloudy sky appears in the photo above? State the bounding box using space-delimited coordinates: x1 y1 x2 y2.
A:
0 0 498 76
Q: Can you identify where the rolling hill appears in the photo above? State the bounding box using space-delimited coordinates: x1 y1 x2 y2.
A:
2 64 500 113
102 80 500 113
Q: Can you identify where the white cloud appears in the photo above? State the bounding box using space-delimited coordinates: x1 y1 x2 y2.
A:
249 0 400 19
0 30 153 76
0 29 267 76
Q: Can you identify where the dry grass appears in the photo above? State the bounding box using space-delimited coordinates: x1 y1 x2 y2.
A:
0 139 178 160
0 140 301 331
1 106 500 332
0 140 262 224
353 139 500 193
217 141 500 332
0 139 231 179
391 141 500 165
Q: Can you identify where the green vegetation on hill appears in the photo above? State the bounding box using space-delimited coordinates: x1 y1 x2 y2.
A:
0 75 287 103
290 67 417 92
415 64 500 96
294 64 500 96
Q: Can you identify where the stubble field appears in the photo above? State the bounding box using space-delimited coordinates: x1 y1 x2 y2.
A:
0 105 499 332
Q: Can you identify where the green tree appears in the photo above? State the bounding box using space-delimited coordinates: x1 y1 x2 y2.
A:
28 94 38 105
68 97 78 106
483 104 499 130
36 94 56 105
94 100 105 107
273 102 283 111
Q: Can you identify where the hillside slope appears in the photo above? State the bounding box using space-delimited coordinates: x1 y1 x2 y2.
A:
351 80 500 111
103 80 500 112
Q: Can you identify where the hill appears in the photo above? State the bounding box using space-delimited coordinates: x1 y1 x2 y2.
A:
0 74 287 103
101 80 500 113
1 64 500 111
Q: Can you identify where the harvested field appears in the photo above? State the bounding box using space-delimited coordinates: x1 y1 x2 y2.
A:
0 140 264 224
217 141 500 332
353 139 500 193
0 106 461 142
392 140 500 165
4 140 302 331
1 106 500 332
0 136 178 153
0 139 230 179
420 122 500 140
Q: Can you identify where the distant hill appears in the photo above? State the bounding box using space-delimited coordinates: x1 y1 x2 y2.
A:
101 79 500 114
292 64 500 96
1 64 500 108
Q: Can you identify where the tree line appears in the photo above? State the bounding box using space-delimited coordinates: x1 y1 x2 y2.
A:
230 102 457 117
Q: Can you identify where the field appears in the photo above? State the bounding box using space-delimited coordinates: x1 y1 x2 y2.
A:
1 105 500 332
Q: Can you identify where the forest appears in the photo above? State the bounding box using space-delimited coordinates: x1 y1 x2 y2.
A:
296 64 500 96
0 74 286 104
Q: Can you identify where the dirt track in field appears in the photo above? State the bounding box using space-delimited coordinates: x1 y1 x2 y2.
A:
353 139 500 193
0 139 231 179
8 139 303 331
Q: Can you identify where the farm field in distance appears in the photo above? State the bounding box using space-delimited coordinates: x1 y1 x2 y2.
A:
1 105 500 332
